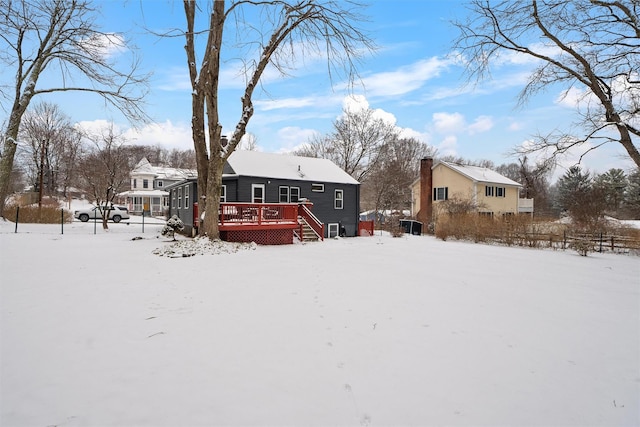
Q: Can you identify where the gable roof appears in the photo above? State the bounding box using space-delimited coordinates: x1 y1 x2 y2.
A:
131 157 197 181
436 161 522 187
225 150 359 185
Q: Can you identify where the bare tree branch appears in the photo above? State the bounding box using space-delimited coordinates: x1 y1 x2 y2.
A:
452 0 640 168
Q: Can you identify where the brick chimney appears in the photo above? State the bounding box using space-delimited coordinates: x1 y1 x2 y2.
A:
416 157 433 228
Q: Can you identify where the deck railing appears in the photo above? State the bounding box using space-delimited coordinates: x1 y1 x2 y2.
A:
298 203 324 241
219 202 299 226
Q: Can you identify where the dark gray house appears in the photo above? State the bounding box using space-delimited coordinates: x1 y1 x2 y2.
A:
166 150 360 239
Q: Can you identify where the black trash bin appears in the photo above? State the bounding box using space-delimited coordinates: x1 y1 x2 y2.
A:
399 219 422 235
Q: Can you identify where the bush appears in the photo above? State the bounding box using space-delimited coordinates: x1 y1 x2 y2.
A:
4 200 73 224
161 215 185 240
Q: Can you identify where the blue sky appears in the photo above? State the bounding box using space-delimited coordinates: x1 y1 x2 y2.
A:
9 0 636 179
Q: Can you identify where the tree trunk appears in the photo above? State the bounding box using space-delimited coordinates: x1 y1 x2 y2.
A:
0 102 29 217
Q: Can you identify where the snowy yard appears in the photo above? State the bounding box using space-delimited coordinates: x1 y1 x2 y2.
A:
1 219 638 426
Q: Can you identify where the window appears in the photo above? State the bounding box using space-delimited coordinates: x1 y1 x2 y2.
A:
433 187 448 201
279 186 289 203
278 186 300 203
485 186 494 197
496 187 506 197
171 190 176 208
252 184 265 203
328 223 339 238
178 187 182 209
184 185 189 208
157 180 163 188
132 179 137 189
334 189 344 209
312 183 324 192
143 179 149 189
220 185 226 203
290 187 300 203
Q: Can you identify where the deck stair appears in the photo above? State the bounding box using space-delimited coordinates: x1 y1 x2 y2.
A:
296 217 321 242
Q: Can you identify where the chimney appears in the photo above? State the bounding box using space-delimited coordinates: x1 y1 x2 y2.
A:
416 157 433 228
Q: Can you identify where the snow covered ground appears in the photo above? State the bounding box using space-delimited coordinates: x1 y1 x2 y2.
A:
1 218 638 426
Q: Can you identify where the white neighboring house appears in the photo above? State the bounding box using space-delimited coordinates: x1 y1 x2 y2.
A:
119 158 196 216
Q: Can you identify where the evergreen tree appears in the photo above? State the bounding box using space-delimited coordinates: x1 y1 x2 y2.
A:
623 168 640 219
594 169 627 213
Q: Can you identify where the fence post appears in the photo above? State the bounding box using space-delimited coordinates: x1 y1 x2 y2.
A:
563 230 566 250
14 206 19 233
61 208 64 235
142 210 145 233
599 233 603 253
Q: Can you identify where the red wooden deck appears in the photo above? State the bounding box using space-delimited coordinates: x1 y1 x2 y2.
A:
214 202 323 245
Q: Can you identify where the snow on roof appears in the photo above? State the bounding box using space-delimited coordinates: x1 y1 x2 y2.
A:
131 158 197 180
226 150 359 185
438 161 522 187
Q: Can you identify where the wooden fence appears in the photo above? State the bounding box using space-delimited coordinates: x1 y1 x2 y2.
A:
494 231 640 254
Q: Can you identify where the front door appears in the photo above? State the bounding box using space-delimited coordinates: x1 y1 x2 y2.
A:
252 184 265 203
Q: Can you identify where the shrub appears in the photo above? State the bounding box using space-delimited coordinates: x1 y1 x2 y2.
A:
4 201 73 224
161 215 185 240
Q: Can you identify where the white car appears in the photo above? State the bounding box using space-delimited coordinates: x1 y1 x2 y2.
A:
74 205 130 223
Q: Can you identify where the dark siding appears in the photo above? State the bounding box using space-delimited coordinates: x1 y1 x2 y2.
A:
166 180 197 235
225 176 359 237
169 175 360 237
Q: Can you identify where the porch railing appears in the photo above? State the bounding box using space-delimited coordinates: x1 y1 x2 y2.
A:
298 203 324 241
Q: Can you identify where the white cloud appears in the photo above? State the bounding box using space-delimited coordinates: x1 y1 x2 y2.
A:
468 115 494 134
122 120 193 149
272 126 319 152
360 56 454 97
76 120 193 150
508 121 523 131
83 33 127 59
341 95 397 126
255 97 320 111
432 112 465 134
436 135 458 157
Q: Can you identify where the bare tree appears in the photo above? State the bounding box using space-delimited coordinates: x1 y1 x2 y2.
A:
181 0 374 239
76 124 130 230
296 105 398 181
453 0 640 168
0 0 149 217
495 156 553 215
16 102 82 201
362 137 435 216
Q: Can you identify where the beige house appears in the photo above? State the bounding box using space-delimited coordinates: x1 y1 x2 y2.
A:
411 158 532 225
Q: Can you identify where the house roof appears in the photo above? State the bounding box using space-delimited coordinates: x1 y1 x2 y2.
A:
131 158 197 181
226 150 359 185
436 161 522 187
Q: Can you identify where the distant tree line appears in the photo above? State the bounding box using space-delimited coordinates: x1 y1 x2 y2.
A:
12 102 195 208
297 104 640 222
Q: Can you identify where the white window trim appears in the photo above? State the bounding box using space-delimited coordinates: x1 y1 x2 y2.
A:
290 186 300 203
178 187 182 209
312 183 324 192
220 185 227 203
279 186 290 203
184 185 189 208
252 184 265 203
334 189 344 209
328 223 339 238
